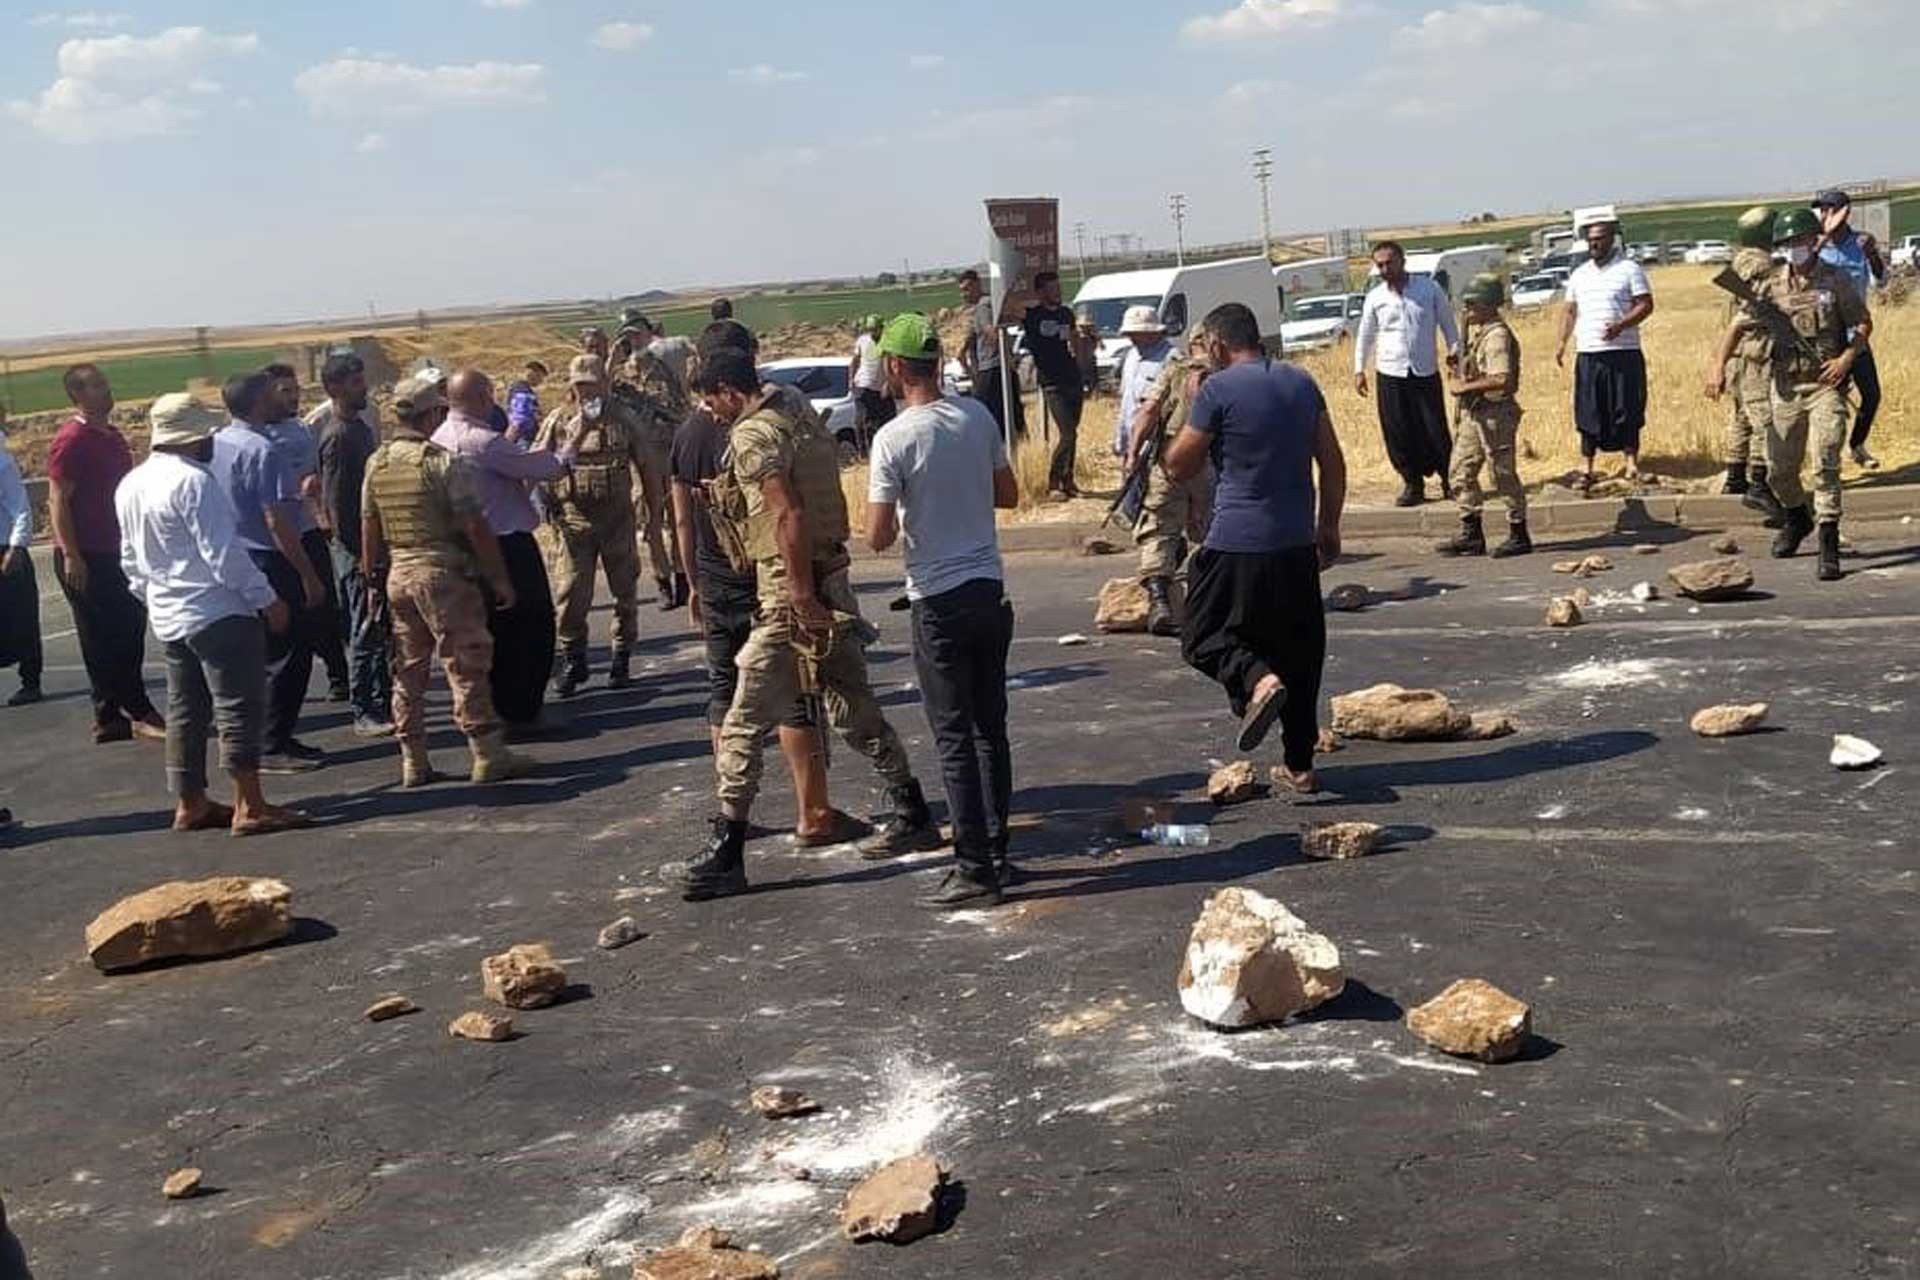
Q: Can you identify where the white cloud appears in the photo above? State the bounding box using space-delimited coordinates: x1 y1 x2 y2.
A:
7 25 258 143
293 57 547 119
908 53 945 69
591 20 654 51
727 64 807 85
28 10 127 28
1182 0 1354 43
355 131 387 153
1393 2 1544 50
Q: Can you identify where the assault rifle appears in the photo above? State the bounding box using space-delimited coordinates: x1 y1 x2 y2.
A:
1102 361 1184 530
1710 266 1823 369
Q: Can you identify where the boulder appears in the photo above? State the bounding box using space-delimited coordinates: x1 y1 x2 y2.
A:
364 995 418 1022
597 917 644 951
1831 734 1883 770
85 876 293 973
1206 760 1263 806
1325 583 1369 612
1406 978 1532 1062
749 1086 820 1119
1300 821 1383 861
841 1154 945 1245
161 1167 203 1200
634 1226 780 1279
1094 578 1150 633
1544 597 1583 628
1689 703 1769 737
1667 558 1754 601
449 1011 515 1042
1177 887 1344 1028
481 943 567 1009
1329 684 1471 742
1710 534 1741 555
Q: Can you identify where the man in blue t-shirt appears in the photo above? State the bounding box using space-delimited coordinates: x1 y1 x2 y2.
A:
1811 189 1887 469
1163 303 1346 793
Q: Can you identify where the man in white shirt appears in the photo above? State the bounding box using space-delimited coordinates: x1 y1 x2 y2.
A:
846 313 894 447
115 394 307 837
1354 240 1461 507
1114 306 1174 456
867 312 1021 909
0 426 41 705
957 268 1024 439
1555 208 1655 492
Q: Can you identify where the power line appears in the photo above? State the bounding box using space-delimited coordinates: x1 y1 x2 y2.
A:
1252 146 1274 261
1169 194 1188 266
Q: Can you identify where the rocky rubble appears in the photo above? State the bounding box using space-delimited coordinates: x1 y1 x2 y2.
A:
1689 703 1769 737
1667 558 1754 601
449 1011 514 1042
363 995 418 1022
748 1086 820 1119
1406 978 1533 1062
1544 597 1583 628
1206 760 1263 805
1300 821 1384 860
481 943 567 1009
1178 887 1344 1028
161 1168 203 1200
841 1154 946 1244
1329 684 1513 743
633 1226 780 1279
85 876 293 972
1094 578 1150 633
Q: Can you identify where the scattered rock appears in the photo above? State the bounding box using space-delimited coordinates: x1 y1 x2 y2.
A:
1544 597 1583 628
363 995 418 1022
481 943 567 1009
1325 583 1369 612
1314 728 1343 754
1460 713 1517 741
1094 578 1150 633
1632 543 1659 555
1552 554 1612 577
597 917 644 951
1300 821 1383 861
1056 633 1090 647
1406 978 1533 1062
748 1086 820 1119
1570 586 1593 609
161 1167 203 1200
1831 734 1884 770
1710 534 1741 555
1329 684 1471 742
1630 581 1658 602
1690 703 1769 737
1078 535 1123 557
1207 760 1263 806
841 1154 946 1245
85 876 293 973
449 1010 514 1042
1667 558 1754 601
1177 887 1344 1028
634 1225 780 1279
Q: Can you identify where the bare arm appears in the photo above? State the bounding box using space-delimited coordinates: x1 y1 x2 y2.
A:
1313 408 1346 567
1161 426 1210 484
1555 300 1578 368
1704 320 1743 398
1604 294 1654 340
671 479 704 624
993 464 1018 510
867 500 899 553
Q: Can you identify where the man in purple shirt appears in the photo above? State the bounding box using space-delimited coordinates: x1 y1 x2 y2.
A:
434 369 573 732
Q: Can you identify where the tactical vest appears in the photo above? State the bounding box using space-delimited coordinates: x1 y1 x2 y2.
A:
364 436 468 565
546 404 636 508
1464 321 1520 404
1729 248 1775 362
707 387 849 574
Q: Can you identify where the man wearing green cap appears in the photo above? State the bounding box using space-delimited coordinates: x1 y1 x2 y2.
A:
1704 207 1784 517
848 314 893 450
1437 273 1530 558
868 312 1021 907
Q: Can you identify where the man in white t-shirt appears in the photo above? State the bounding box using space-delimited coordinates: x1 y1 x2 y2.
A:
956 268 1024 439
846 313 893 448
867 312 1021 909
1556 208 1655 492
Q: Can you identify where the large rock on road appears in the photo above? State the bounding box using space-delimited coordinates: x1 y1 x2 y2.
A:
1178 887 1344 1028
85 876 293 973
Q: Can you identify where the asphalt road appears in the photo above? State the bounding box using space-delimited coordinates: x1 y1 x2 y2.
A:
2 522 1918 1280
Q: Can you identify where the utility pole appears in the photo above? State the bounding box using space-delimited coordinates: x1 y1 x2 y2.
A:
1169 194 1188 266
903 257 913 297
1252 146 1274 262
1073 221 1089 281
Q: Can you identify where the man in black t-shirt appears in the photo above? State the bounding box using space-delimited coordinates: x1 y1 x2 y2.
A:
1022 271 1087 499
670 400 867 847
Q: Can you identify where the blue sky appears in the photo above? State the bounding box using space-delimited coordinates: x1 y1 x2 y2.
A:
2 0 1910 339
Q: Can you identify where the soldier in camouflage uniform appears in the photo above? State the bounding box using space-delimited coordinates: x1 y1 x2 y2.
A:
1705 207 1787 524
614 308 691 610
1126 324 1218 636
361 375 525 787
532 355 649 694
674 347 940 902
1743 206 1872 580
1436 273 1531 558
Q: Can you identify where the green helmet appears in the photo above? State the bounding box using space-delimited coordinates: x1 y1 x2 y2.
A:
878 312 940 361
1461 272 1505 307
1772 206 1820 246
1734 206 1775 250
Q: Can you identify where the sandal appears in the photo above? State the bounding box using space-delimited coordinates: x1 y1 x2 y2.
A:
1237 680 1287 753
231 808 313 838
1275 768 1320 796
172 802 235 832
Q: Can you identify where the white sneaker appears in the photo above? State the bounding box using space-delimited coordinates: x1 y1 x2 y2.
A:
1850 444 1881 470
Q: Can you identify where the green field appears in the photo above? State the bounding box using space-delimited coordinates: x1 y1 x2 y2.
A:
1 345 286 417
557 284 969 343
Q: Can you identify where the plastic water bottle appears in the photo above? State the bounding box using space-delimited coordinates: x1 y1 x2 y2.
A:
1142 823 1211 848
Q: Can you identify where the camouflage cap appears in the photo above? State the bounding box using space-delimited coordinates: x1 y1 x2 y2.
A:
1460 272 1505 306
393 374 447 417
568 354 608 385
878 312 940 361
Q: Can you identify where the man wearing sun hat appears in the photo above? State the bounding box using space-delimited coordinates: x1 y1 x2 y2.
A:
114 393 308 836
1113 304 1173 457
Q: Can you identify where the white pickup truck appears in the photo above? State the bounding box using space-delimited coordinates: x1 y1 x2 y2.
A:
1892 235 1920 270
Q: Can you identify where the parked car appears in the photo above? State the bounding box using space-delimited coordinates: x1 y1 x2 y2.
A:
757 357 862 460
1280 293 1363 353
1891 235 1920 270
1685 239 1734 265
1664 242 1694 264
1629 243 1663 265
1509 273 1564 310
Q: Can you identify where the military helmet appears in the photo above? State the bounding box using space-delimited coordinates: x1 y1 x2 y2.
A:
1734 206 1776 250
1771 206 1820 245
1461 272 1505 307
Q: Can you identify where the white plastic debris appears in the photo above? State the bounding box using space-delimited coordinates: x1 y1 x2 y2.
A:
1630 581 1657 602
1057 633 1090 647
1831 734 1884 770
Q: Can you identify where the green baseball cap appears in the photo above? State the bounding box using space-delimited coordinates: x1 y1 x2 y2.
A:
878 312 940 360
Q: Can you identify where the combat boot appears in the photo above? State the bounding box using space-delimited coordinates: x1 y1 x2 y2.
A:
1742 466 1786 527
857 780 944 860
554 643 588 698
655 576 677 612
1723 462 1749 495
1490 519 1532 559
608 645 632 689
400 741 437 788
681 816 749 901
1770 503 1814 559
1815 522 1843 582
1144 577 1178 637
1436 512 1486 557
469 731 528 784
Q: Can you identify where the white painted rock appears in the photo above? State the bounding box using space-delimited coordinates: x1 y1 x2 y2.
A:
841 1154 945 1244
1690 703 1768 737
1831 734 1883 770
85 876 292 973
1406 978 1532 1062
1630 581 1658 602
1177 887 1344 1028
481 943 567 1009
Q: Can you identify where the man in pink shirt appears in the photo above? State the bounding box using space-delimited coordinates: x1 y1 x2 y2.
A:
46 363 164 744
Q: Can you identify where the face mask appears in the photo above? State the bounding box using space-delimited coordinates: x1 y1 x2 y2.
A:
1787 245 1814 268
581 397 604 419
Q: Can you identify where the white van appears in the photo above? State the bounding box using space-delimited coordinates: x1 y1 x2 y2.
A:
1272 256 1351 316
1072 255 1285 382
1366 244 1508 308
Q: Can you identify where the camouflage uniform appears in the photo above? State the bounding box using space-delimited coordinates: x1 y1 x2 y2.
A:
361 434 499 751
533 399 646 660
707 386 916 816
1756 261 1867 525
1132 353 1216 580
1724 247 1776 469
1450 318 1527 521
614 350 688 587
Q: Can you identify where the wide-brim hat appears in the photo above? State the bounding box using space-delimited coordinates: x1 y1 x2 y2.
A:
148 393 226 448
1119 305 1166 335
